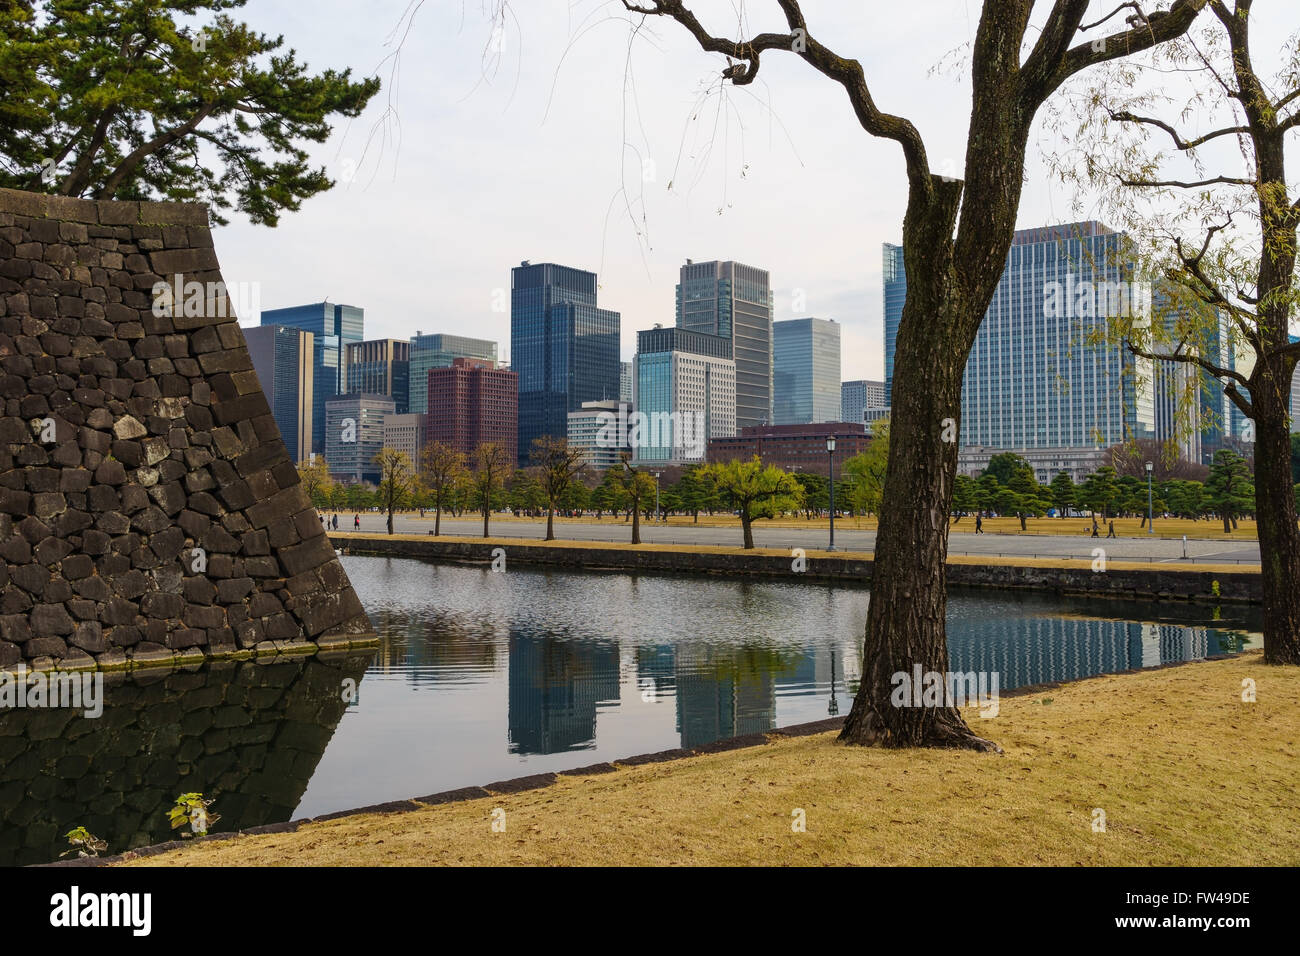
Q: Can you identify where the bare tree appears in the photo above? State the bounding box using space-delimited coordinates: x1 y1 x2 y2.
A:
530 436 588 540
472 442 512 538
373 448 414 535
620 0 1206 750
1058 0 1299 663
421 442 467 536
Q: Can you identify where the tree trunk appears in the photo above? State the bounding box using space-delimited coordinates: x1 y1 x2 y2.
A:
1222 512 1231 534
631 503 641 545
1018 512 1026 532
741 513 754 549
1252 392 1300 663
482 506 490 538
546 504 555 541
435 502 442 536
387 508 394 534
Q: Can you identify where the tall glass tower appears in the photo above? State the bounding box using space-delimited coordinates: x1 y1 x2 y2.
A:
882 243 906 406
773 317 841 424
511 262 621 464
676 260 772 429
408 333 499 415
260 301 364 456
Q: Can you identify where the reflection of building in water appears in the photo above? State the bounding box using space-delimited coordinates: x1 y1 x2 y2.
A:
635 644 678 702
364 612 501 688
674 645 778 749
949 615 1213 689
507 635 620 755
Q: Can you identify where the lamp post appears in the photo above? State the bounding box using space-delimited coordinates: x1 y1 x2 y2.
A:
1145 460 1154 535
826 435 837 551
652 470 662 523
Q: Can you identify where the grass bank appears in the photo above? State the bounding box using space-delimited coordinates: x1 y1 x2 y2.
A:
120 653 1297 866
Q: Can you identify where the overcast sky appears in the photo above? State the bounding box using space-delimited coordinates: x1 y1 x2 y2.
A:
215 0 1289 381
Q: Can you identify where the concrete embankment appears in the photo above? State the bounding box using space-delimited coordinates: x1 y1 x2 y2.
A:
327 533 1260 605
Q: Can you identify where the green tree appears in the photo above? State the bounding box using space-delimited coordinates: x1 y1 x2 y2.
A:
974 473 1000 514
951 473 977 519
1079 466 1121 518
1206 449 1254 534
1048 471 1074 518
843 418 889 516
296 456 334 509
0 0 380 224
983 452 1030 487
372 448 413 535
614 456 657 545
793 472 828 518
700 457 804 550
1006 465 1047 531
419 441 466 537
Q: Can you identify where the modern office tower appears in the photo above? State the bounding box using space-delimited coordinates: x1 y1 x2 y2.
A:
841 380 886 425
244 325 314 463
567 400 629 471
773 317 842 424
324 393 394 484
511 262 621 463
507 635 621 755
425 357 518 462
882 243 906 406
407 332 499 415
676 259 773 429
383 413 425 467
632 326 736 465
620 361 632 404
345 339 410 413
884 222 1155 482
261 302 364 455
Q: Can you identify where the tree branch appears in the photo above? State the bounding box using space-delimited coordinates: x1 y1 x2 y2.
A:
1107 108 1249 150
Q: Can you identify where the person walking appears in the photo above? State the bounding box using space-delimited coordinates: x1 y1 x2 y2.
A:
332 514 338 531
353 514 360 531
974 513 983 534
1091 516 1099 538
1107 520 1116 539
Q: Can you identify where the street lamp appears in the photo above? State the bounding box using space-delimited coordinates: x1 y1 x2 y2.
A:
826 435 837 551
1145 460 1154 535
652 470 662 523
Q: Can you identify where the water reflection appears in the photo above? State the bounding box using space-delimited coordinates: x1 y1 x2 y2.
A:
0 654 370 867
0 557 1260 863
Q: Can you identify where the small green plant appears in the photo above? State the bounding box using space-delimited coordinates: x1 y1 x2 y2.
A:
1042 698 1053 705
168 792 220 838
1211 580 1221 599
60 827 107 858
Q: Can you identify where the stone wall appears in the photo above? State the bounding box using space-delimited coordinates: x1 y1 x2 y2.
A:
0 187 374 670
330 534 1262 604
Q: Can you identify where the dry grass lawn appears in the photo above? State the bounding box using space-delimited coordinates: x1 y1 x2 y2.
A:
122 653 1298 867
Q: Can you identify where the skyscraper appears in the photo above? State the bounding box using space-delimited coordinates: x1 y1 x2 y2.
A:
620 361 632 404
244 325 314 463
882 243 906 406
345 338 410 413
633 326 735 465
408 332 499 415
260 301 364 455
676 259 772 429
324 392 394 484
773 317 841 424
425 357 518 463
841 379 886 425
511 262 620 464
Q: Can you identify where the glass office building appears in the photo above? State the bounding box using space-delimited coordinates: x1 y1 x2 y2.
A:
244 325 314 463
511 262 621 464
408 333 499 415
773 317 841 424
883 223 1155 461
882 243 906 406
345 338 410 414
260 302 364 456
841 379 886 425
324 392 394 484
633 326 735 465
676 260 773 429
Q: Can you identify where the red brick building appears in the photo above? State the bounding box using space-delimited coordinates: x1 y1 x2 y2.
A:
425 358 518 462
707 422 870 476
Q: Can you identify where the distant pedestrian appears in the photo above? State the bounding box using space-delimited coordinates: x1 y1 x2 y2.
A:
353 514 360 530
332 514 338 531
1107 520 1116 539
975 514 983 534
320 514 326 528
